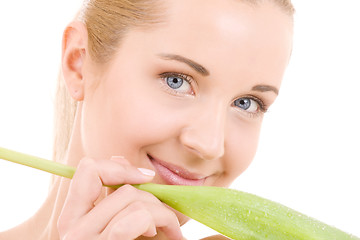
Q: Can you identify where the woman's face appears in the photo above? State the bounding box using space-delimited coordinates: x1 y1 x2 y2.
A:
79 0 292 196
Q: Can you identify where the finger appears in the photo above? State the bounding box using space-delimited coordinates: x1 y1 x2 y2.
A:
58 158 155 233
107 202 183 240
104 203 157 240
58 157 103 234
102 201 183 240
97 158 155 186
145 203 183 240
66 157 154 214
79 185 158 234
109 155 131 166
79 185 182 239
101 188 182 240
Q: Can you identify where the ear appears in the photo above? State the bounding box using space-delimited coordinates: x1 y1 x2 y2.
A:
61 21 88 101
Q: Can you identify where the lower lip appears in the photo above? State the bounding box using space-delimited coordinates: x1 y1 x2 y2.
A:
150 159 205 186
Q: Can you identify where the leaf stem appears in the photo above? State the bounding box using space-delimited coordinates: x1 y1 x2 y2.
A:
0 147 76 179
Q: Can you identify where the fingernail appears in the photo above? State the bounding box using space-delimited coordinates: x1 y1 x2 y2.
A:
138 168 156 177
110 156 125 160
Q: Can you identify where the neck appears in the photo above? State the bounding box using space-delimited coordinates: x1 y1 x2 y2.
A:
38 104 85 238
38 177 72 240
0 105 85 240
37 104 85 238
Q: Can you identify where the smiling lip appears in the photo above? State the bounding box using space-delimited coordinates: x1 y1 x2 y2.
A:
148 154 206 186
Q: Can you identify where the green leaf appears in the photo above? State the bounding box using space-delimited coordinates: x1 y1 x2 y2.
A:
0 147 358 240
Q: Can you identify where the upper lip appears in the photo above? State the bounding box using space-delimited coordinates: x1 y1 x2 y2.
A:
147 154 206 180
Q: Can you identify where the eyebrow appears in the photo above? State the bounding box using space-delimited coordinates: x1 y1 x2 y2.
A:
158 53 278 95
252 85 279 95
158 53 210 76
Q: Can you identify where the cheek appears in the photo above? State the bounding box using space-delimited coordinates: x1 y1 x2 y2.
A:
80 80 186 159
114 99 182 148
219 122 262 187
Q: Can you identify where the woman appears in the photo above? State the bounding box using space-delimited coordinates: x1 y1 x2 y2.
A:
1 0 294 239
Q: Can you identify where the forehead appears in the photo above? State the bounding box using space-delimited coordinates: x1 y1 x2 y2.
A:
130 0 293 87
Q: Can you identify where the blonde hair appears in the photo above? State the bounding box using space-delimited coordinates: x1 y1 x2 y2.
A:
53 0 295 163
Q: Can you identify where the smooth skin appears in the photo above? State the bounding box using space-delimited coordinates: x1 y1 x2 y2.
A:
0 0 293 239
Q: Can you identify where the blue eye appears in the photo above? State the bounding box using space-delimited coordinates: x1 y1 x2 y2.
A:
234 98 251 110
160 72 194 95
234 97 263 114
167 76 184 89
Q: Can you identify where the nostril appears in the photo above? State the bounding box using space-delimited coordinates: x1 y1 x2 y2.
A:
183 139 224 161
179 120 226 160
185 144 205 159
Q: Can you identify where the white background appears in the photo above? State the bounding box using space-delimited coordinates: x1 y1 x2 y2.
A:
0 0 359 239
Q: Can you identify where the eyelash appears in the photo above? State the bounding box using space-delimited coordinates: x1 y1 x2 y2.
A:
159 71 268 118
159 72 195 96
233 95 268 118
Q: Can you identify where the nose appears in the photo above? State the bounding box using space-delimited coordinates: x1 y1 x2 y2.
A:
179 102 226 161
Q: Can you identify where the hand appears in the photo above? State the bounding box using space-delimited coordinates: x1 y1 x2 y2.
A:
57 156 183 240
